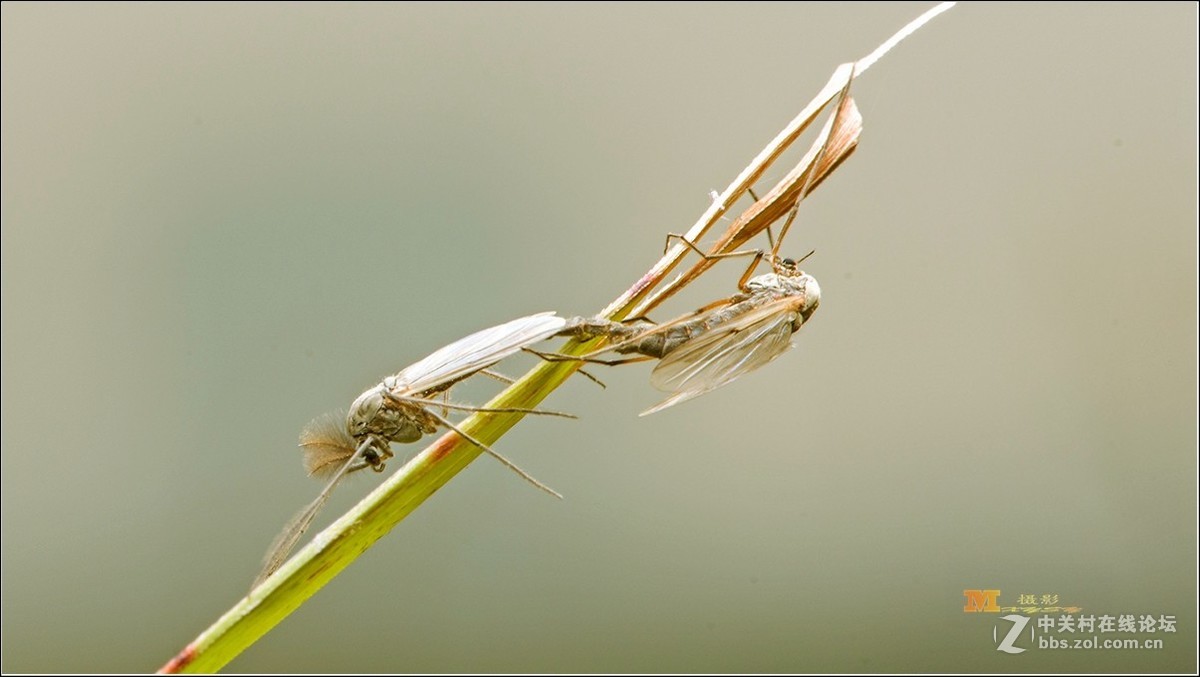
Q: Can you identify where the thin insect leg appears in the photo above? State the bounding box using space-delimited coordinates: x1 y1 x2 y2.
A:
420 407 563 499
396 395 578 419
478 368 516 385
254 437 374 588
347 459 378 473
747 188 778 253
572 366 607 388
662 231 768 293
523 346 658 367
481 361 605 387
767 198 803 270
502 338 608 388
763 224 777 255
662 231 763 262
735 249 770 291
771 62 856 262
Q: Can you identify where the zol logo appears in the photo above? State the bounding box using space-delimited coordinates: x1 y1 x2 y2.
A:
993 614 1032 654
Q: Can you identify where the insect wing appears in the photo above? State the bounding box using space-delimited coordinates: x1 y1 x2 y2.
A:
254 438 366 588
254 485 339 588
643 298 801 415
391 312 567 395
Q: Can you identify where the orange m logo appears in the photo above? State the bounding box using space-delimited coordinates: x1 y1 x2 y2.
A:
963 589 1001 612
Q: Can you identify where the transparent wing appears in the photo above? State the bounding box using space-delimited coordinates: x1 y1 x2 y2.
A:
254 484 341 589
255 436 366 588
392 312 567 394
643 298 800 415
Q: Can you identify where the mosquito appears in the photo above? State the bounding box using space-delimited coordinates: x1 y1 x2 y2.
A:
545 65 855 414
555 248 819 415
255 311 575 587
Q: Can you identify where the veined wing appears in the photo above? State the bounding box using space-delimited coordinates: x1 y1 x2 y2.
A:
255 437 367 588
254 485 340 588
643 297 802 415
391 312 568 395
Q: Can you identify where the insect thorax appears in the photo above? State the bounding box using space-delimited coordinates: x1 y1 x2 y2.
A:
347 384 426 446
747 270 819 309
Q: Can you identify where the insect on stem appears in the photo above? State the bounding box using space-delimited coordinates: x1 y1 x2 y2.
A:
554 177 824 416
254 312 579 586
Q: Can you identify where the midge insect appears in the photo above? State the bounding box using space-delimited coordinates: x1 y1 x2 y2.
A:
555 249 821 415
305 311 575 489
255 311 576 587
546 61 853 416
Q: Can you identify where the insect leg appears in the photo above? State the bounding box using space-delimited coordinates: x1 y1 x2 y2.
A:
419 407 563 499
396 394 578 419
663 231 764 263
523 346 657 367
478 368 516 385
663 232 769 293
770 62 856 261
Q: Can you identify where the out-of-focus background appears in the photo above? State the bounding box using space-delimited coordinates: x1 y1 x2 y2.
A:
2 3 1195 673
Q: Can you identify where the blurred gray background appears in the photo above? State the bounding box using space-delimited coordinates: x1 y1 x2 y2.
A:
2 2 1195 673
